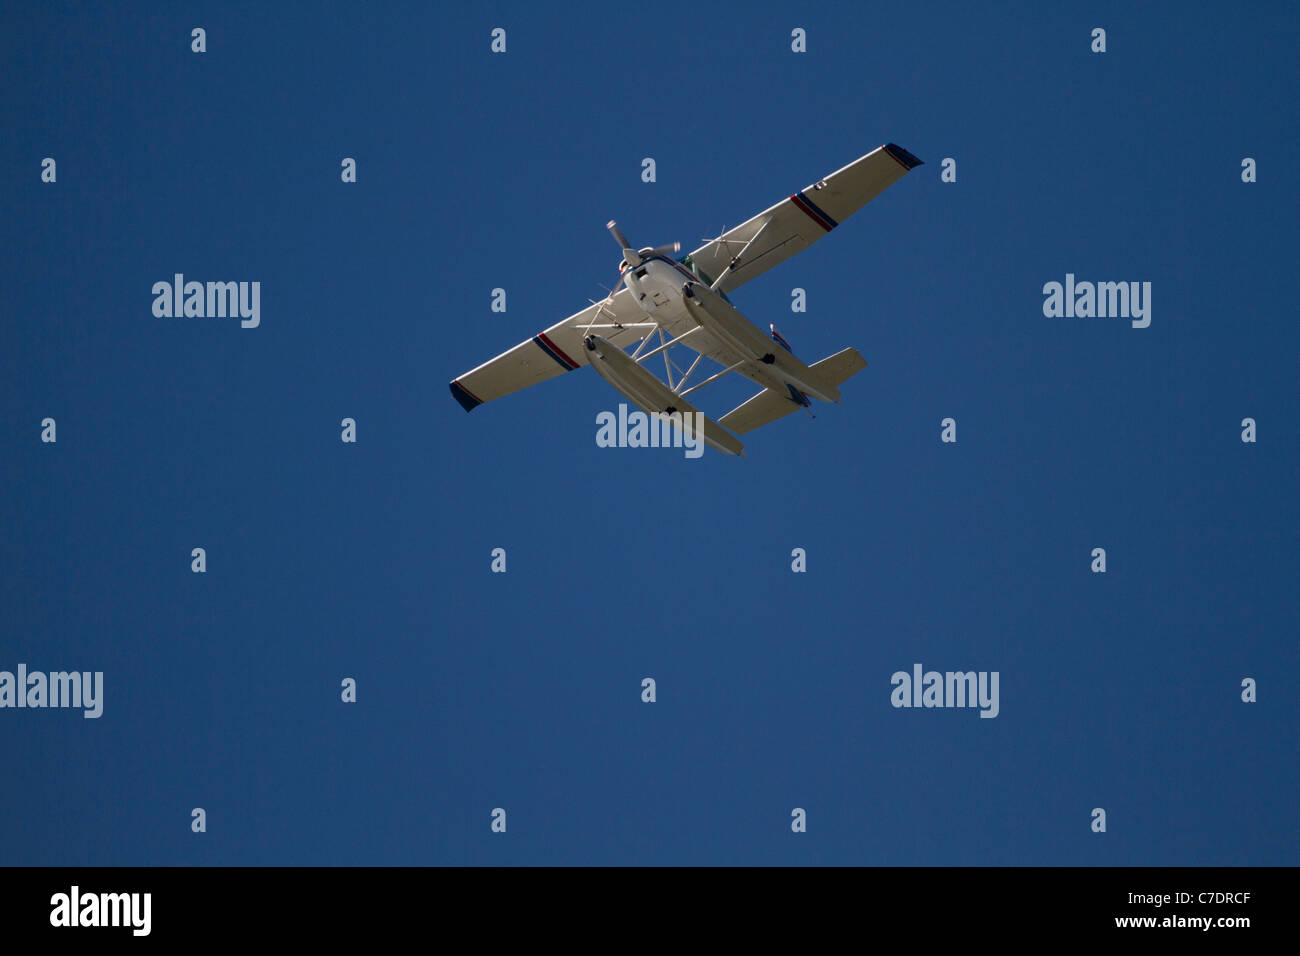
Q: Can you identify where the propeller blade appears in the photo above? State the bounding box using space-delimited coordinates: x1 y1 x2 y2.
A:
608 222 678 267
607 220 633 253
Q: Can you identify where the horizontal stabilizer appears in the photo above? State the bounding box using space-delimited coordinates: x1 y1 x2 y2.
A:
718 348 867 435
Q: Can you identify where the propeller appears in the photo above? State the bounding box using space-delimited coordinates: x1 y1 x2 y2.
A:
607 220 679 268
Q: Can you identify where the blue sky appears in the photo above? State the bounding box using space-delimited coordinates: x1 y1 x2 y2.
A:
1 1 1296 865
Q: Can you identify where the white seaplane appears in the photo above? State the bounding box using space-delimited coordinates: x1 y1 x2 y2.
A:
450 144 923 456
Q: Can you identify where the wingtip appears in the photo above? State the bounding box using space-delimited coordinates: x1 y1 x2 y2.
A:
449 380 482 413
883 142 924 170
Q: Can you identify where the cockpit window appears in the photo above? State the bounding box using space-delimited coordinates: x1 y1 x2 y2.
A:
678 254 717 287
677 253 731 303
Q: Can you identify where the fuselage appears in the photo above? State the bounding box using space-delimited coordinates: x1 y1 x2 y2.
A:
618 254 731 317
618 255 825 405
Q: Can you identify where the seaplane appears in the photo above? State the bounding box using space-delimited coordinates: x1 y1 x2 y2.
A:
450 143 923 457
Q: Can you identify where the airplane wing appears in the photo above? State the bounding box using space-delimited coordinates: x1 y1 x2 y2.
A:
683 143 923 296
450 289 647 411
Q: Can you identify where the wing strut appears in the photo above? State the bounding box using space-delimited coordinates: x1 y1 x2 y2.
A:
709 216 773 292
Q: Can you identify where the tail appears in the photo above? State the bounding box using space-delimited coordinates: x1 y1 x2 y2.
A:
719 348 867 435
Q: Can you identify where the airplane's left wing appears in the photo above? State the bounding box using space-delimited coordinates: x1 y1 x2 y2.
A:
450 289 647 411
684 143 923 296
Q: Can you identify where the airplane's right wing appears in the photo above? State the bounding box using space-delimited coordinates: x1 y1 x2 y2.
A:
449 289 646 412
